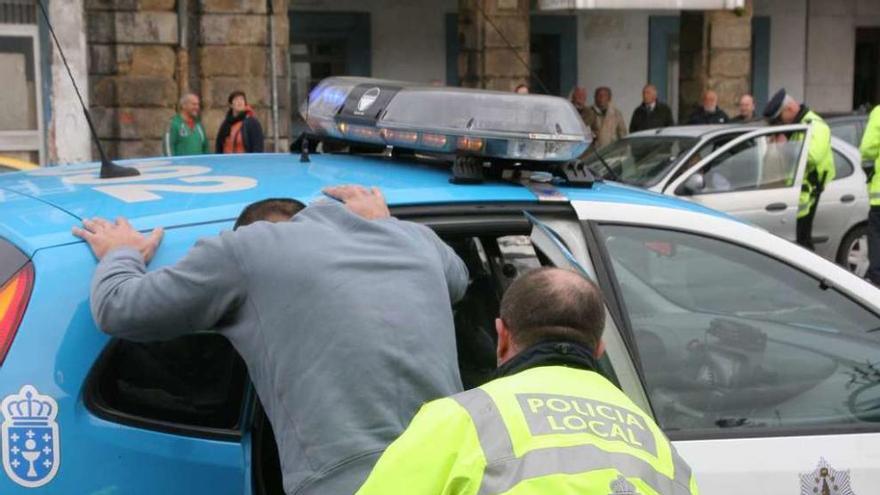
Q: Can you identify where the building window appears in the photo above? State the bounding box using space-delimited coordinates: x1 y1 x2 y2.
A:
0 2 43 166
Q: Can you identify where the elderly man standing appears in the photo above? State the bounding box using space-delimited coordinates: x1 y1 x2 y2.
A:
164 93 210 156
630 83 675 132
732 94 756 122
687 89 730 125
582 86 627 149
763 88 835 250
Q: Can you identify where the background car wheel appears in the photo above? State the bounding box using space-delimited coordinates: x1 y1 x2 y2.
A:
837 224 870 278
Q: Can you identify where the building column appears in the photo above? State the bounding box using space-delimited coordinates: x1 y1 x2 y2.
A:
457 0 529 91
199 0 289 152
679 1 752 119
86 0 179 158
48 0 92 164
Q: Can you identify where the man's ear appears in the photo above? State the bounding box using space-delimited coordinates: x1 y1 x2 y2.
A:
496 318 511 366
594 339 606 360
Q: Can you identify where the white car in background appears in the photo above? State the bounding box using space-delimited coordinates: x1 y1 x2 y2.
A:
585 124 871 277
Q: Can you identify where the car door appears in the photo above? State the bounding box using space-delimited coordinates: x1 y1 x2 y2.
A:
572 198 880 494
664 125 810 241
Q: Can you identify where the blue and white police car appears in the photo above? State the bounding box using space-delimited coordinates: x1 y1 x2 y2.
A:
0 78 879 494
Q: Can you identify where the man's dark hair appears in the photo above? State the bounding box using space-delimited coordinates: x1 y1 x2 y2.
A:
228 90 247 105
595 86 612 98
234 198 305 230
499 267 605 350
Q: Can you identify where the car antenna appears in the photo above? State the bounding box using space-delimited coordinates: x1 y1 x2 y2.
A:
36 0 138 178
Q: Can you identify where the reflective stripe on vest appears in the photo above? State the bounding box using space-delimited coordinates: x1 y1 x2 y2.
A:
452 388 692 495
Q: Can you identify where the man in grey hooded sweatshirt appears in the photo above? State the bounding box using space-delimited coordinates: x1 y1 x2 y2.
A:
72 185 469 495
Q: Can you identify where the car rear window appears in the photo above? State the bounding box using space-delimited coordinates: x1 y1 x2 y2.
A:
86 334 248 440
0 237 28 285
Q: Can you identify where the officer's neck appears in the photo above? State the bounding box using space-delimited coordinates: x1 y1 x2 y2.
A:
494 340 598 379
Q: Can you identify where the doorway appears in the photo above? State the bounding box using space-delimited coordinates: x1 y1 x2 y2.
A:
854 27 880 110
530 15 576 97
288 12 371 139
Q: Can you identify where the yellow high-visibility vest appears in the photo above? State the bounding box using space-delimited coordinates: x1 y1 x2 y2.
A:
357 365 699 495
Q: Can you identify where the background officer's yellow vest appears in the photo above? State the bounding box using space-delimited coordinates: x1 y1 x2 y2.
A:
861 106 880 206
791 110 835 218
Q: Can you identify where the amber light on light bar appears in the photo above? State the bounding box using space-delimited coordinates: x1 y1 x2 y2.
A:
457 136 484 152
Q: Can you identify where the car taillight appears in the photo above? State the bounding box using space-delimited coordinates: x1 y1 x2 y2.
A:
0 263 34 365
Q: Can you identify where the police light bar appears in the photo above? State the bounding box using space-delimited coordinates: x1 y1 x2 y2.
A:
302 77 591 162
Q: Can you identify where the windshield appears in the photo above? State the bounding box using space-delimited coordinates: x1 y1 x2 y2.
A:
584 136 698 187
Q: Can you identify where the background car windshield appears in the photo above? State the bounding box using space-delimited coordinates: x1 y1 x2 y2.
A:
584 136 697 186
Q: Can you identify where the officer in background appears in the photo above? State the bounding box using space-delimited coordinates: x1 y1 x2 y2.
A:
763 88 835 251
357 267 698 495
860 105 880 285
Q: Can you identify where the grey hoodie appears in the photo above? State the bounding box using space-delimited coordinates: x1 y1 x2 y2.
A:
90 201 469 494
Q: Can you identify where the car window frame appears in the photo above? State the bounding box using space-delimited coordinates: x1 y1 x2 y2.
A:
665 124 811 196
587 219 880 441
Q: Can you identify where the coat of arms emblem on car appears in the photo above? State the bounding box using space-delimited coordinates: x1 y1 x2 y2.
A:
1 385 60 488
800 457 855 495
357 87 381 113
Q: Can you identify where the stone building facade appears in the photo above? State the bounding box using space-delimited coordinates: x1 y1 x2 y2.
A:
85 0 288 158
2 0 875 164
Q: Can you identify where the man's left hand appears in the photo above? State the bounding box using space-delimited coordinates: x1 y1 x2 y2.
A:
323 185 391 220
72 217 164 262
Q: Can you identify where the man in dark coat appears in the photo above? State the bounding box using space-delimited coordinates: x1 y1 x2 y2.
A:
629 84 675 132
687 89 730 125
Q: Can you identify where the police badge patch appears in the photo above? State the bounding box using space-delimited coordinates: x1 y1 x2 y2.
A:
1 385 60 488
609 475 641 495
800 458 855 495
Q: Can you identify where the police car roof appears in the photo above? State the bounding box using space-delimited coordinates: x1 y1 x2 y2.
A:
0 152 725 255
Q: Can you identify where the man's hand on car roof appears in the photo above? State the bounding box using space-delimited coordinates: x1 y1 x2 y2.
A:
72 217 164 263
323 185 391 221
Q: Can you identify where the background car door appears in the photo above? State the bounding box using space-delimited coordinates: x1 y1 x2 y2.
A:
665 125 810 241
572 198 880 495
812 139 871 268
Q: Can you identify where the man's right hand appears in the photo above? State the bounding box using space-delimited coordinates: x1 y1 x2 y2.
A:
72 217 164 262
323 185 391 220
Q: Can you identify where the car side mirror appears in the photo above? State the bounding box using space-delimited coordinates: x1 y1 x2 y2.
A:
681 173 705 195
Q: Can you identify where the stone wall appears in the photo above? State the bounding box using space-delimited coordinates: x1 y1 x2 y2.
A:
458 0 529 91
86 0 289 159
679 1 752 118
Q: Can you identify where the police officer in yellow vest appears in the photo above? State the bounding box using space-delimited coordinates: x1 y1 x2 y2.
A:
357 268 698 495
860 105 880 285
763 88 835 250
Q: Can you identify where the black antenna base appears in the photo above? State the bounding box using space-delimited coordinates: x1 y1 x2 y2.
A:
450 156 484 184
558 160 595 188
99 158 140 179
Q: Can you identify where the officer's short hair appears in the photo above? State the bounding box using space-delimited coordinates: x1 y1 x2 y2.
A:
234 198 305 230
499 267 605 351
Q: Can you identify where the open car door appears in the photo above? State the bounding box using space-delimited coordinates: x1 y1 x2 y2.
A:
665 124 810 241
571 197 880 494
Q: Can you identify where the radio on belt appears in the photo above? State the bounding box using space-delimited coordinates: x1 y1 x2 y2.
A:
302 77 591 163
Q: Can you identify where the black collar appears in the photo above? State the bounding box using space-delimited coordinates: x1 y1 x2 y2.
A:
493 340 598 379
795 104 810 123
